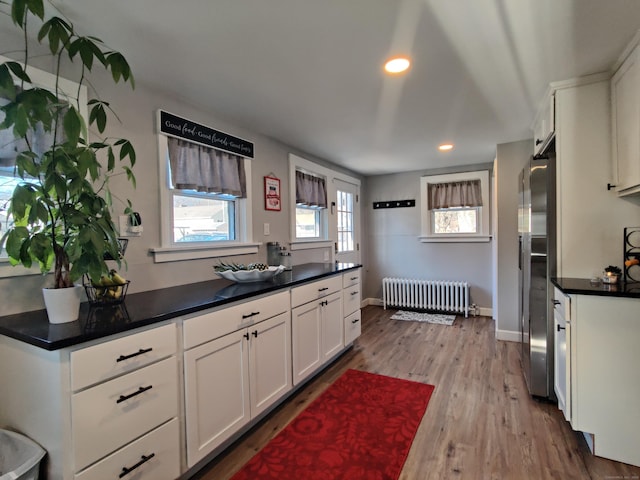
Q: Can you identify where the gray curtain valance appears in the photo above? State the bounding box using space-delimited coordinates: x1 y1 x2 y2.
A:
167 137 246 198
295 170 327 208
428 179 482 210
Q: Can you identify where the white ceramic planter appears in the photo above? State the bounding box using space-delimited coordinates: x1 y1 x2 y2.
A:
42 286 82 324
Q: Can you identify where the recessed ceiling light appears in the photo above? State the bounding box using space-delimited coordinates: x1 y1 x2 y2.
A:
438 144 454 151
384 57 411 74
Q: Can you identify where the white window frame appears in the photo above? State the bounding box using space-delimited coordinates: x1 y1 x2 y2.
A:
288 153 360 252
289 154 331 250
150 133 258 263
419 170 491 243
0 55 87 277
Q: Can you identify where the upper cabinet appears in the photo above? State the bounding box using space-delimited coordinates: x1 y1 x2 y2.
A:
612 31 640 196
533 88 555 156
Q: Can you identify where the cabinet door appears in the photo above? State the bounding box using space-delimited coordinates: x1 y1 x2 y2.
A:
184 329 250 467
612 45 640 193
292 301 322 385
321 291 344 361
249 312 292 417
554 309 569 421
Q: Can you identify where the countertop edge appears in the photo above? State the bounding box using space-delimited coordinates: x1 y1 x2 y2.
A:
0 263 362 351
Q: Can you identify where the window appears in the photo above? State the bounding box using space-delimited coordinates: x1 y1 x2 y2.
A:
0 55 86 275
294 168 327 241
336 189 354 252
420 170 490 242
151 133 257 263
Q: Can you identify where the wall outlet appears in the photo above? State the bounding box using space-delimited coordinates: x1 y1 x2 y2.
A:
263 223 270 235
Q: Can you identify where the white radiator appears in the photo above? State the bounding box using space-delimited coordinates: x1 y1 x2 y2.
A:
382 277 469 318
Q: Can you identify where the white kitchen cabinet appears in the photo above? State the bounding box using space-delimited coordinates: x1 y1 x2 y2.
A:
320 291 344 360
74 418 180 480
552 287 570 422
0 323 180 480
291 276 343 386
183 294 291 467
553 75 640 278
611 32 640 195
342 269 362 345
559 293 640 467
344 310 361 345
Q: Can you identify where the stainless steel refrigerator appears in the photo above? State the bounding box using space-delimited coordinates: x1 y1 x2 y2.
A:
518 149 556 399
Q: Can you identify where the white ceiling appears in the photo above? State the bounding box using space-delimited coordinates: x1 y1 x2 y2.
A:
46 0 640 175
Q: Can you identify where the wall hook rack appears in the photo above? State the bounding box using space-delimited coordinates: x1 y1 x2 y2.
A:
373 200 415 209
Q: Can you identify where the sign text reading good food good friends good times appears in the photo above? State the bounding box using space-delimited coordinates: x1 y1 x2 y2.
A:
159 110 254 158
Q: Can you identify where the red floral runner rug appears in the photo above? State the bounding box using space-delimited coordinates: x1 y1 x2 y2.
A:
231 369 435 480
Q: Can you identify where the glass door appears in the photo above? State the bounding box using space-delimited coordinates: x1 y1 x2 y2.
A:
334 179 360 264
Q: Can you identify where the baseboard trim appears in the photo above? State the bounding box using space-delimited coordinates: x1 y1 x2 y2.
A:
496 329 521 342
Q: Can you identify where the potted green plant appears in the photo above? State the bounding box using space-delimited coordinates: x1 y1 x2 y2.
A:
0 0 136 322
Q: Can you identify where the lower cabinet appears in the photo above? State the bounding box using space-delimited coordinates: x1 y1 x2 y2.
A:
183 310 292 467
291 287 343 386
554 292 640 467
552 287 570 422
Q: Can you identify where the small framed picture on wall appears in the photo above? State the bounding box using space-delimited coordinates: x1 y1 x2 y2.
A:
264 176 281 211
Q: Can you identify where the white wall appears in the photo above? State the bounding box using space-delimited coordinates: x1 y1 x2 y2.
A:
362 167 494 310
0 30 361 316
494 139 531 341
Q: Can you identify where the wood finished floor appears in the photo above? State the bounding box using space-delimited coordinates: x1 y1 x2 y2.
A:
193 306 640 480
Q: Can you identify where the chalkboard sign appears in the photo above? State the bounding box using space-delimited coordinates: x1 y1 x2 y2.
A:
158 110 254 158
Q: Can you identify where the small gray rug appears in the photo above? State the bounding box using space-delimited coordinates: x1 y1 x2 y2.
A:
391 310 456 326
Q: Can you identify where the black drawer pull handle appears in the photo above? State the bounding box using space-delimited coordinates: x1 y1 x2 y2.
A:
350 277 358 281
243 332 249 340
117 385 153 404
116 348 153 363
552 300 561 306
556 324 566 332
119 453 155 478
252 330 258 337
320 300 328 306
242 312 260 319
352 318 360 324
318 287 329 292
350 291 358 296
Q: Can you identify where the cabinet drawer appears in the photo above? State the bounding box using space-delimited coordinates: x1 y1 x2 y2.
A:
71 323 177 391
72 356 178 472
291 276 342 308
343 285 361 317
342 269 361 288
345 310 361 345
75 418 180 480
183 291 290 350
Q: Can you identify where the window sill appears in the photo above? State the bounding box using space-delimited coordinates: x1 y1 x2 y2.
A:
0 260 43 278
419 235 491 243
289 240 333 251
150 242 260 263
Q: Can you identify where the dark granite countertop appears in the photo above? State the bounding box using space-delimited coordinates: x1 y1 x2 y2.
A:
0 262 361 351
551 277 640 298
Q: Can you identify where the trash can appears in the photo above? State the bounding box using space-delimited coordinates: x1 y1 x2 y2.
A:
0 429 46 480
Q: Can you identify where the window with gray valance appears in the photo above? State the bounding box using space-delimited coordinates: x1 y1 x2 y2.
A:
167 137 246 198
427 179 482 210
296 170 327 208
